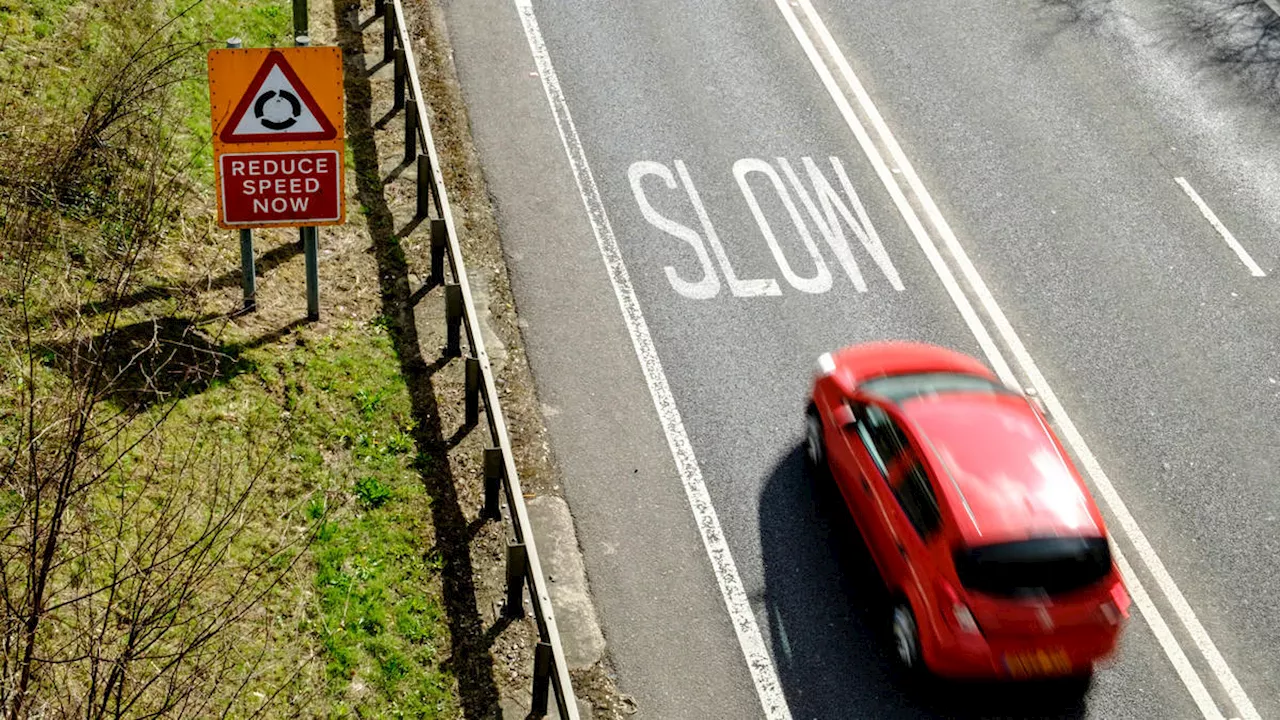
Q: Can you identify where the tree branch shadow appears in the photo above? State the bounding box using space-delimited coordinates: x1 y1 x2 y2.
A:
1034 0 1280 107
1170 0 1280 101
69 239 302 321
44 315 309 409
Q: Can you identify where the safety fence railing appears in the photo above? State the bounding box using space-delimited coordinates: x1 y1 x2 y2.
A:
362 0 580 716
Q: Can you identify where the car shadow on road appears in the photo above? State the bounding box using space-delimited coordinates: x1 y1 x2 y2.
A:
758 445 1091 719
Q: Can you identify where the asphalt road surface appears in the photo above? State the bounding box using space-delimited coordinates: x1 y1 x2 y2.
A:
439 0 1280 717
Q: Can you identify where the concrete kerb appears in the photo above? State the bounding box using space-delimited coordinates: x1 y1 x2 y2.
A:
525 496 606 670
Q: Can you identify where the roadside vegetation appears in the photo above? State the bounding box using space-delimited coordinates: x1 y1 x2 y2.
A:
0 0 460 716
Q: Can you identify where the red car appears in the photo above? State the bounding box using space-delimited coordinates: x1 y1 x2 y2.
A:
805 341 1130 681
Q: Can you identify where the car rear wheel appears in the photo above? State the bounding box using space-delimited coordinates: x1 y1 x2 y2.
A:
1057 668 1095 696
804 406 826 470
891 601 923 674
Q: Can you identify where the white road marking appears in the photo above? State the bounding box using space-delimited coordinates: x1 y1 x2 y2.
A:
512 2 793 718
781 156 905 293
634 156 905 297
1113 544 1225 720
1174 177 1266 277
677 159 782 297
735 158 834 294
781 2 1261 718
628 161 722 300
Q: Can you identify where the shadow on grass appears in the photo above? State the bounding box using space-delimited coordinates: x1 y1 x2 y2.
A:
70 239 302 321
45 316 306 409
336 2 501 717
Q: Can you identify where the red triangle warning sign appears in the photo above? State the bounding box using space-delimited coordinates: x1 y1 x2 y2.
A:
220 50 337 143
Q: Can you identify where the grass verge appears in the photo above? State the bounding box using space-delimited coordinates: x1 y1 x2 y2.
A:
0 0 463 716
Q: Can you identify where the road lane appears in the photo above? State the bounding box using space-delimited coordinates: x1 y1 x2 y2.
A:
440 0 1278 716
803 1 1280 716
434 2 765 717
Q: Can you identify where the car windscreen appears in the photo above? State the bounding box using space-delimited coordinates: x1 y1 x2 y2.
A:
953 537 1112 597
860 372 1013 404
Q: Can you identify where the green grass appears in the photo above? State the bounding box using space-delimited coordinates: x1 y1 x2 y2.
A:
0 1 463 715
211 320 459 717
170 0 293 178
66 318 463 717
0 0 292 185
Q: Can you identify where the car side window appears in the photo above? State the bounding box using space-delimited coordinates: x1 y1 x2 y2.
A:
894 461 943 539
852 404 911 476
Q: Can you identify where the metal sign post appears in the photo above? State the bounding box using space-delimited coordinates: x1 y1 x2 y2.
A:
227 36 257 314
294 30 320 321
292 0 309 37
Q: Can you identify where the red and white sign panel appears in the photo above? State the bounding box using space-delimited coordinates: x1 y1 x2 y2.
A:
218 150 341 226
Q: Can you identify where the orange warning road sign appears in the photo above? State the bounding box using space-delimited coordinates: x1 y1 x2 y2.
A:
208 47 345 228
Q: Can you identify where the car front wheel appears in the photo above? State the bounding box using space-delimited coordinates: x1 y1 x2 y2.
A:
804 407 826 470
891 601 923 674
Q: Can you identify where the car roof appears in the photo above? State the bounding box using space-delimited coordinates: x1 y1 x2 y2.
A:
900 391 1104 546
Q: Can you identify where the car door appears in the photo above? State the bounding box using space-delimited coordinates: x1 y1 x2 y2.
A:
883 450 945 608
837 398 915 583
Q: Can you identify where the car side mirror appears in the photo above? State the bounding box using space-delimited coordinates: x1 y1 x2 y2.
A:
1025 387 1048 416
833 404 857 430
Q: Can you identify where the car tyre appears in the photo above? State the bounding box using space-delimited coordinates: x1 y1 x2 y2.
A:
1057 668 1095 697
891 600 925 679
804 405 826 472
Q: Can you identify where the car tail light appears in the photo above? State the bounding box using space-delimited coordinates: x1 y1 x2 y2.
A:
937 580 981 635
1100 602 1121 625
1100 582 1132 626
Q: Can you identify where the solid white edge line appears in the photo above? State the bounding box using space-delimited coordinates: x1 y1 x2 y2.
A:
771 4 1225 717
1174 177 1267 278
511 2 793 718
791 3 1262 719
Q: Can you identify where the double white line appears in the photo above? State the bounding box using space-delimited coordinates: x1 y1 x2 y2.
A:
773 2 1259 719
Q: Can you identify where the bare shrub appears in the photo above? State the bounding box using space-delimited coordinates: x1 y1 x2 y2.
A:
0 2 317 717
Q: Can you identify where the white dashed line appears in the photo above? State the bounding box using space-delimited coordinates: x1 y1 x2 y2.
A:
1175 177 1266 277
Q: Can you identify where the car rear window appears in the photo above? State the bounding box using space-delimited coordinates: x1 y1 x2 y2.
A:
953 537 1112 597
860 372 1013 403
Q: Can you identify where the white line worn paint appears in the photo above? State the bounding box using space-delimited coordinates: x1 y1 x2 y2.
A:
783 2 1261 718
1174 177 1266 277
512 2 793 718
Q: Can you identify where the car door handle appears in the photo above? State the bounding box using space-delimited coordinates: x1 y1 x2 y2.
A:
860 479 871 493
896 542 907 557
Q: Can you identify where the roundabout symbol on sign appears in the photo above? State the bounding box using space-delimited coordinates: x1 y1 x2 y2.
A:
254 89 302 131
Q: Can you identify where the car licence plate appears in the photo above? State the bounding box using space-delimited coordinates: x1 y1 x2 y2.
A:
1003 648 1072 678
